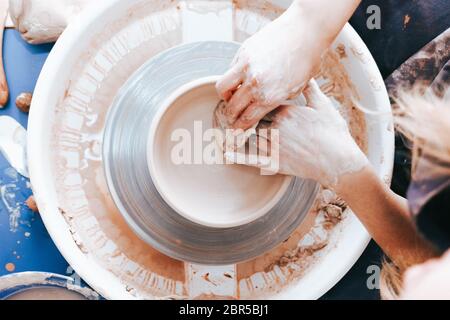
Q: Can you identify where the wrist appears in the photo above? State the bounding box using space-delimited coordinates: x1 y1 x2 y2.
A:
319 139 369 189
290 0 360 45
282 2 330 50
334 164 373 199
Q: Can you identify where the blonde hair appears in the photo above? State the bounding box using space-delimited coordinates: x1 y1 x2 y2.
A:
394 91 450 178
380 90 450 299
380 259 403 300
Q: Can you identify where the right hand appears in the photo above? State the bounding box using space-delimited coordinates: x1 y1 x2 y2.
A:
225 80 369 187
215 1 327 130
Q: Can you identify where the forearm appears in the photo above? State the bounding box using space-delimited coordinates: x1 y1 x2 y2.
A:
292 0 361 44
335 166 438 268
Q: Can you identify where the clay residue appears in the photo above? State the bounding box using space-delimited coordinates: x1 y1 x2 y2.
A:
236 189 349 299
0 167 34 232
336 44 347 59
5 262 15 272
232 0 283 17
403 14 411 30
265 195 346 272
0 272 100 300
49 0 368 300
237 208 317 279
320 45 368 153
194 294 237 300
232 0 284 42
25 196 39 213
53 0 186 299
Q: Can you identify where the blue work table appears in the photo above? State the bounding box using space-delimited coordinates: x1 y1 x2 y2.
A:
0 30 69 279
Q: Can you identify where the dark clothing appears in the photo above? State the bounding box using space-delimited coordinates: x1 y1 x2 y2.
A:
351 1 450 197
352 0 450 199
411 179 450 252
325 1 450 299
351 0 450 79
386 29 450 199
352 2 450 249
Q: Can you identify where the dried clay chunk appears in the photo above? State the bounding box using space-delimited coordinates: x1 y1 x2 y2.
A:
16 92 33 113
25 196 39 213
213 100 258 153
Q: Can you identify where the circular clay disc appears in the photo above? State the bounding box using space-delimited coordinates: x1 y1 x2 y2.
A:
103 41 320 265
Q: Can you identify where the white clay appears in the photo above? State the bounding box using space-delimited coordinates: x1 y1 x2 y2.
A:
7 287 87 300
213 100 258 153
9 0 92 44
0 116 29 177
5 10 14 27
148 78 290 228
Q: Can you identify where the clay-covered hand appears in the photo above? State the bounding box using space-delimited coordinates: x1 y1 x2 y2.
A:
215 2 328 130
226 80 369 187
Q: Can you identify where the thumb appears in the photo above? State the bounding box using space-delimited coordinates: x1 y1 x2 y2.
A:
303 79 331 110
224 152 270 167
224 152 279 175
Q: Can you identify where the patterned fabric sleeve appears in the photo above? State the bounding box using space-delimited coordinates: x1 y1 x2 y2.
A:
386 29 450 100
384 29 450 250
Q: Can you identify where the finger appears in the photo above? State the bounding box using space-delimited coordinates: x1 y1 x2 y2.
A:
256 122 272 141
224 84 254 124
257 136 271 156
295 106 320 123
257 105 294 126
256 119 271 130
216 65 244 102
233 102 276 130
261 109 279 123
272 105 295 120
231 47 245 66
248 133 271 155
304 79 331 110
224 152 272 169
225 151 279 175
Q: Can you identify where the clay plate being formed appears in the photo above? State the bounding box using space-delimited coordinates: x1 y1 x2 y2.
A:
103 41 320 265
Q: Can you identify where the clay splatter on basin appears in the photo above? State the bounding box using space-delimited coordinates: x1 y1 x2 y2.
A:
49 0 372 299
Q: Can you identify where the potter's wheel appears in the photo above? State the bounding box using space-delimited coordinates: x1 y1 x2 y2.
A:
103 41 319 265
28 0 394 299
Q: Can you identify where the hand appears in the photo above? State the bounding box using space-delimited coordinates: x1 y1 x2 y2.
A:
225 80 368 187
216 2 327 130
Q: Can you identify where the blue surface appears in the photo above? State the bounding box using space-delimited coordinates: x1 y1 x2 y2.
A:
0 30 69 277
